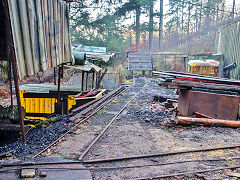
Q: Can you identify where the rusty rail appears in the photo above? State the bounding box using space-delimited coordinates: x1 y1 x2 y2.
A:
69 86 126 121
139 165 240 179
2 158 240 172
32 86 126 158
82 144 240 164
79 93 138 161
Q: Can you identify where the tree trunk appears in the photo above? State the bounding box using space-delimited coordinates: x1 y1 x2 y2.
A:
159 0 163 51
176 4 179 36
199 0 202 30
181 1 184 32
135 7 140 46
195 9 198 32
221 2 225 20
187 2 190 35
149 0 154 52
232 0 235 18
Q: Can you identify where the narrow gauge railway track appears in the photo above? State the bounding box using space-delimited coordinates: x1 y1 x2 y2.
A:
32 86 127 158
2 78 240 179
33 77 145 158
78 77 148 161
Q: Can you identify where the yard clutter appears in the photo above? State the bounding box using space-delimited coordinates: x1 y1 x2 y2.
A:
155 70 240 128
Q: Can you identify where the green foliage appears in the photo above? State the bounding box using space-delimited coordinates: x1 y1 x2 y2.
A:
96 110 104 115
70 2 130 52
162 127 174 132
0 62 9 83
95 131 100 135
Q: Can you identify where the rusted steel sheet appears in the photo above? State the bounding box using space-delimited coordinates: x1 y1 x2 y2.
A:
178 90 240 120
8 0 72 79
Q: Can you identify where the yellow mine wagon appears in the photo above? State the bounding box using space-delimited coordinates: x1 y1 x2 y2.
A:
188 59 220 77
20 84 105 121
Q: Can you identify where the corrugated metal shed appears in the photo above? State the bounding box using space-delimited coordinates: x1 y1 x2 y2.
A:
0 0 8 60
216 19 240 79
65 61 102 72
8 0 72 79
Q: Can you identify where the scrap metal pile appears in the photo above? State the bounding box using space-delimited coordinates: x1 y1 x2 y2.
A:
154 70 240 128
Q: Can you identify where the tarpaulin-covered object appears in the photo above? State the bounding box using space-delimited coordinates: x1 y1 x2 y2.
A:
216 18 240 79
8 0 72 79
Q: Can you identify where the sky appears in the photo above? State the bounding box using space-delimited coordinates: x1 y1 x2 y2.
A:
83 0 240 26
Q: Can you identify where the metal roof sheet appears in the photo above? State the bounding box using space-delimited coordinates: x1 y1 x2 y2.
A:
65 61 102 72
8 0 73 79
20 84 81 93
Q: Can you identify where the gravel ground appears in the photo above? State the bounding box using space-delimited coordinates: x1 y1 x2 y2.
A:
2 77 240 179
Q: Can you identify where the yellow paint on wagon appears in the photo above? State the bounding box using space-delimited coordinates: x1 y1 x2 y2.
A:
20 89 106 121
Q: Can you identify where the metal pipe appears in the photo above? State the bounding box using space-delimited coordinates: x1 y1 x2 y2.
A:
82 144 240 164
8 60 13 106
11 48 26 143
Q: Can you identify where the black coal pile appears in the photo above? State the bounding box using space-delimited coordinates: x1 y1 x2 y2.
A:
131 77 175 125
0 115 74 158
134 103 171 125
133 77 147 88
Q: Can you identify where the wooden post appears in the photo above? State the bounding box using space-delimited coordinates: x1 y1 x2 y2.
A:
95 72 98 87
54 67 56 85
86 72 89 90
92 71 95 89
57 65 62 114
81 71 84 91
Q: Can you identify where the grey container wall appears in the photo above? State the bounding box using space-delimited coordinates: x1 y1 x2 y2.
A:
216 20 240 79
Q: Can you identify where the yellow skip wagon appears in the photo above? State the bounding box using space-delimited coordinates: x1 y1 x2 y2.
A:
20 84 105 120
188 59 220 77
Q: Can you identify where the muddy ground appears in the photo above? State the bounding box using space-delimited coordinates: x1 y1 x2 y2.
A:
38 77 240 179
